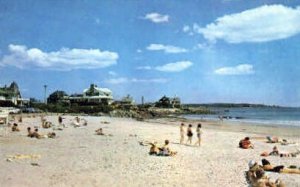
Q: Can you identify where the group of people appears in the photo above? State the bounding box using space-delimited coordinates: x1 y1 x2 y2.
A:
180 123 202 146
72 116 88 127
239 135 300 186
148 139 177 156
27 127 56 139
9 115 57 139
247 158 300 187
143 122 204 157
260 146 300 157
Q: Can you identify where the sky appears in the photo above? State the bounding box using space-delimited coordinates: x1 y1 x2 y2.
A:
0 0 300 106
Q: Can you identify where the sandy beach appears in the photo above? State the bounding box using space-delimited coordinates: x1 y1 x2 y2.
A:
1 114 300 187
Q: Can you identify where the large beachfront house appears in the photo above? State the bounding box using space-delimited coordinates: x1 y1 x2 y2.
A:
69 84 113 105
0 82 29 106
48 84 114 105
155 95 181 108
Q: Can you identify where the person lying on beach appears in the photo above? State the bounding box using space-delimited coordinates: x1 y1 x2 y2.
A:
261 146 300 157
95 128 105 135
42 121 52 128
266 136 295 145
239 137 254 149
246 160 285 187
95 128 113 136
30 128 55 139
47 132 56 138
157 140 177 156
11 123 20 132
261 159 300 174
266 136 281 143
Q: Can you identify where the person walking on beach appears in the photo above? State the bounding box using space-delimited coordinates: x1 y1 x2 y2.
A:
58 115 66 127
194 123 202 146
186 124 193 145
180 123 185 144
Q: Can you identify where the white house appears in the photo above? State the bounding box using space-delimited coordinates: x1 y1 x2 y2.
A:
69 84 113 105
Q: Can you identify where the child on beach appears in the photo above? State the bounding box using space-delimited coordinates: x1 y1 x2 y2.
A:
180 123 185 144
186 124 193 145
194 123 202 146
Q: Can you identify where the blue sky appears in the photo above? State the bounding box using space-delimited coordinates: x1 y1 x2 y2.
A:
0 0 300 106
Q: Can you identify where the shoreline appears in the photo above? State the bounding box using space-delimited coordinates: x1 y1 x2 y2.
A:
146 116 300 138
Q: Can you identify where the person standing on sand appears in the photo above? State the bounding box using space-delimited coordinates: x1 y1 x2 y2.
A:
186 124 193 145
180 123 185 144
194 123 202 146
58 115 63 124
58 115 66 127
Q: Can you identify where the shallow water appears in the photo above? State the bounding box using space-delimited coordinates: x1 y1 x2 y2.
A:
183 107 300 127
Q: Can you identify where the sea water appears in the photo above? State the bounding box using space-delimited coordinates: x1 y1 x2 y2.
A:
183 107 300 127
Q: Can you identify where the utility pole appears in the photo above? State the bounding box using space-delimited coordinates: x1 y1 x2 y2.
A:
44 85 47 104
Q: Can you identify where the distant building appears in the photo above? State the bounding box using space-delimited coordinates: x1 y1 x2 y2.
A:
0 82 29 106
47 90 69 104
113 94 135 109
120 94 135 105
155 95 181 108
69 84 113 105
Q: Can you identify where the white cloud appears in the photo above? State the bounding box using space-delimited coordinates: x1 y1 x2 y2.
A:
143 12 169 23
136 49 142 53
195 43 214 51
198 5 300 43
105 77 128 84
214 64 254 75
136 66 152 70
146 44 187 53
183 25 190 32
0 44 118 70
95 18 100 25
108 71 117 76
155 61 193 72
131 78 168 83
105 77 168 84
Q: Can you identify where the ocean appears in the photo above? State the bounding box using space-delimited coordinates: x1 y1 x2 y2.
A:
183 107 300 127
